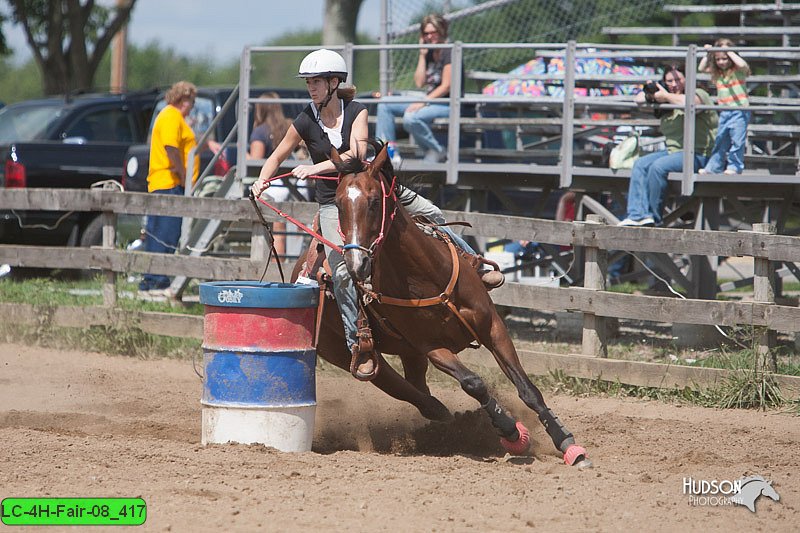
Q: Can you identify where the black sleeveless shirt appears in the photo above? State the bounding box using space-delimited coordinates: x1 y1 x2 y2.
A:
293 99 367 206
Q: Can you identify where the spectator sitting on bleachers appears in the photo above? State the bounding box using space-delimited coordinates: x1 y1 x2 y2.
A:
619 64 718 227
376 13 451 164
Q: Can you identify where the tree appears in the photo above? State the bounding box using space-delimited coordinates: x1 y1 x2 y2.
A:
322 0 364 45
8 0 137 95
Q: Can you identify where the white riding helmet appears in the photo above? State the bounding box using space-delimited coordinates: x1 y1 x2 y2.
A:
297 49 348 82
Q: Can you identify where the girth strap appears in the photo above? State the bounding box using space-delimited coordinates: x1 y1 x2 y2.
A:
375 240 481 346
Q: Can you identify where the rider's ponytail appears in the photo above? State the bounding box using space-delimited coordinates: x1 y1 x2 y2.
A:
337 84 357 102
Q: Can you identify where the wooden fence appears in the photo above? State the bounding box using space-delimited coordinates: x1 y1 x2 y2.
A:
2 188 799 397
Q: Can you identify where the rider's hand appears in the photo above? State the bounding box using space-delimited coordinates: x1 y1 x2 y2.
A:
291 165 314 179
251 177 270 198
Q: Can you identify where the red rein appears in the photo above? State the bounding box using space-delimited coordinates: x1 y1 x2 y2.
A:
255 172 342 253
254 171 398 256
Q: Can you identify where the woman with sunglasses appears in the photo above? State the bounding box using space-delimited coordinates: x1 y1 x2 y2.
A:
376 13 452 164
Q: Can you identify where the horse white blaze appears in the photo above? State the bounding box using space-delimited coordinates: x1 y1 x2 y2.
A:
345 186 362 246
343 184 369 279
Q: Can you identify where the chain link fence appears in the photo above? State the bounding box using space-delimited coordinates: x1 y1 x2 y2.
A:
381 0 686 92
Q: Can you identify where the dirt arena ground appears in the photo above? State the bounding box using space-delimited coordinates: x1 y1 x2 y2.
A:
1 342 797 532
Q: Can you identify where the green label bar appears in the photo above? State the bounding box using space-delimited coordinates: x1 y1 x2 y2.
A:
1 498 146 526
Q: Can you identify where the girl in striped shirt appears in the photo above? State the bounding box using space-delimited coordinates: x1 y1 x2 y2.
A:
698 38 751 175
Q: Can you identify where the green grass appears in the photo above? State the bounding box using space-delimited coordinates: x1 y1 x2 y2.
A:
0 275 204 316
0 275 203 358
0 275 796 411
718 280 800 294
607 282 647 294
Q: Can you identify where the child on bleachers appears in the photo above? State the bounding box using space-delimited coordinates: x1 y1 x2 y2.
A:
698 38 751 175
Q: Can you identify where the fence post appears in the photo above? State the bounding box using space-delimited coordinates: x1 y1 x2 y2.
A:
559 40 576 189
446 41 463 185
250 220 269 273
681 44 697 196
752 222 777 371
582 214 607 357
102 210 117 307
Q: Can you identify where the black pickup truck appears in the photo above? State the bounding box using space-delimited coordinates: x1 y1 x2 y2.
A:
0 90 159 248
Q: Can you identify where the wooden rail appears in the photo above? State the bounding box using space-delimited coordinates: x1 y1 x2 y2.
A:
4 300 797 397
1 189 799 394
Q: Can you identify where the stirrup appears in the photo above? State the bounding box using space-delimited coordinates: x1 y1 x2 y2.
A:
350 344 379 381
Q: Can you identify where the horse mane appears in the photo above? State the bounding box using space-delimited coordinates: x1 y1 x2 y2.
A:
332 138 395 179
332 156 367 176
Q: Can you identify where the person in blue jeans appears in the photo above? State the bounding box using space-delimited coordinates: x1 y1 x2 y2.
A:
140 81 199 292
698 38 751 175
620 64 718 227
376 13 451 164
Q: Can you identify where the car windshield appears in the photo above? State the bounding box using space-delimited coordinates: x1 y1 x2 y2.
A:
150 97 215 141
0 101 64 142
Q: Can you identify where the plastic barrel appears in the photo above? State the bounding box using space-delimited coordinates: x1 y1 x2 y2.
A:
199 281 319 451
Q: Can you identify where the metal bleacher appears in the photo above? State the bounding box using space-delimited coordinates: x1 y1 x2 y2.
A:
160 6 800 298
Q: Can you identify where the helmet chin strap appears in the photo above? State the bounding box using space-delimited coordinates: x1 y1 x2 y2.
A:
317 78 339 113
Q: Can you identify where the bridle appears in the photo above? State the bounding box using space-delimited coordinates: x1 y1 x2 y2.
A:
339 169 398 260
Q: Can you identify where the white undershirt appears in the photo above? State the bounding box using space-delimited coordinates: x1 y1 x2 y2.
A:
311 99 344 149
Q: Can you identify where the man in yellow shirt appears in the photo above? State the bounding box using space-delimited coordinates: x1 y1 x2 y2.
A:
139 81 199 293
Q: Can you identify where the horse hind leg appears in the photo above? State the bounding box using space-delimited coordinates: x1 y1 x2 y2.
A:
426 348 531 455
482 312 591 467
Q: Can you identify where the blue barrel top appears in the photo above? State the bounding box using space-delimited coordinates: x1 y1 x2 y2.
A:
200 281 318 309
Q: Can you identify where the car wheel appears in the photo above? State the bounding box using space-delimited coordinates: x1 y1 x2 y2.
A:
76 215 107 279
79 215 105 248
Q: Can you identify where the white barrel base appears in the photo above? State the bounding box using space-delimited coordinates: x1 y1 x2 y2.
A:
202 404 315 452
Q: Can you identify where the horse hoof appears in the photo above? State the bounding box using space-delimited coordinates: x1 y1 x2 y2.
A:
500 421 531 455
420 399 452 422
575 458 593 469
563 444 589 467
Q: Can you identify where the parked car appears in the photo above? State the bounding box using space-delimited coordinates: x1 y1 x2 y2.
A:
0 90 160 249
122 87 308 193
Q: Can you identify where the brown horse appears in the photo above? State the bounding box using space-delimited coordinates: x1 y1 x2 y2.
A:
291 142 590 467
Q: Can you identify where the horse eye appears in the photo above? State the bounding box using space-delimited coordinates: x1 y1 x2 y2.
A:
369 198 380 211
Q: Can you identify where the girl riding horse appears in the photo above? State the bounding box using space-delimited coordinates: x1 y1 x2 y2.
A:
251 49 504 379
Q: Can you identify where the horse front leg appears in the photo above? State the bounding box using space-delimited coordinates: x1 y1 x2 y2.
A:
317 320 451 422
482 311 591 468
426 347 531 455
399 350 431 395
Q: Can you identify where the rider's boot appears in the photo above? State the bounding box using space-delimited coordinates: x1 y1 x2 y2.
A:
349 312 380 381
350 344 379 381
438 224 505 290
479 268 505 290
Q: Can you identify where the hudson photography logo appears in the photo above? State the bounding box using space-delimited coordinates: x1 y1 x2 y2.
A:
683 475 780 512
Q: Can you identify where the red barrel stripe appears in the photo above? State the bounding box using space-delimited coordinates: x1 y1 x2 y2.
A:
203 306 316 351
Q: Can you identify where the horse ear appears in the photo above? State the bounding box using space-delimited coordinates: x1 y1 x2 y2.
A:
369 143 389 180
330 147 342 166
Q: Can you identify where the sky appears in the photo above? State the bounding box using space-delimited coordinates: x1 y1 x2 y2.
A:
3 0 383 65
